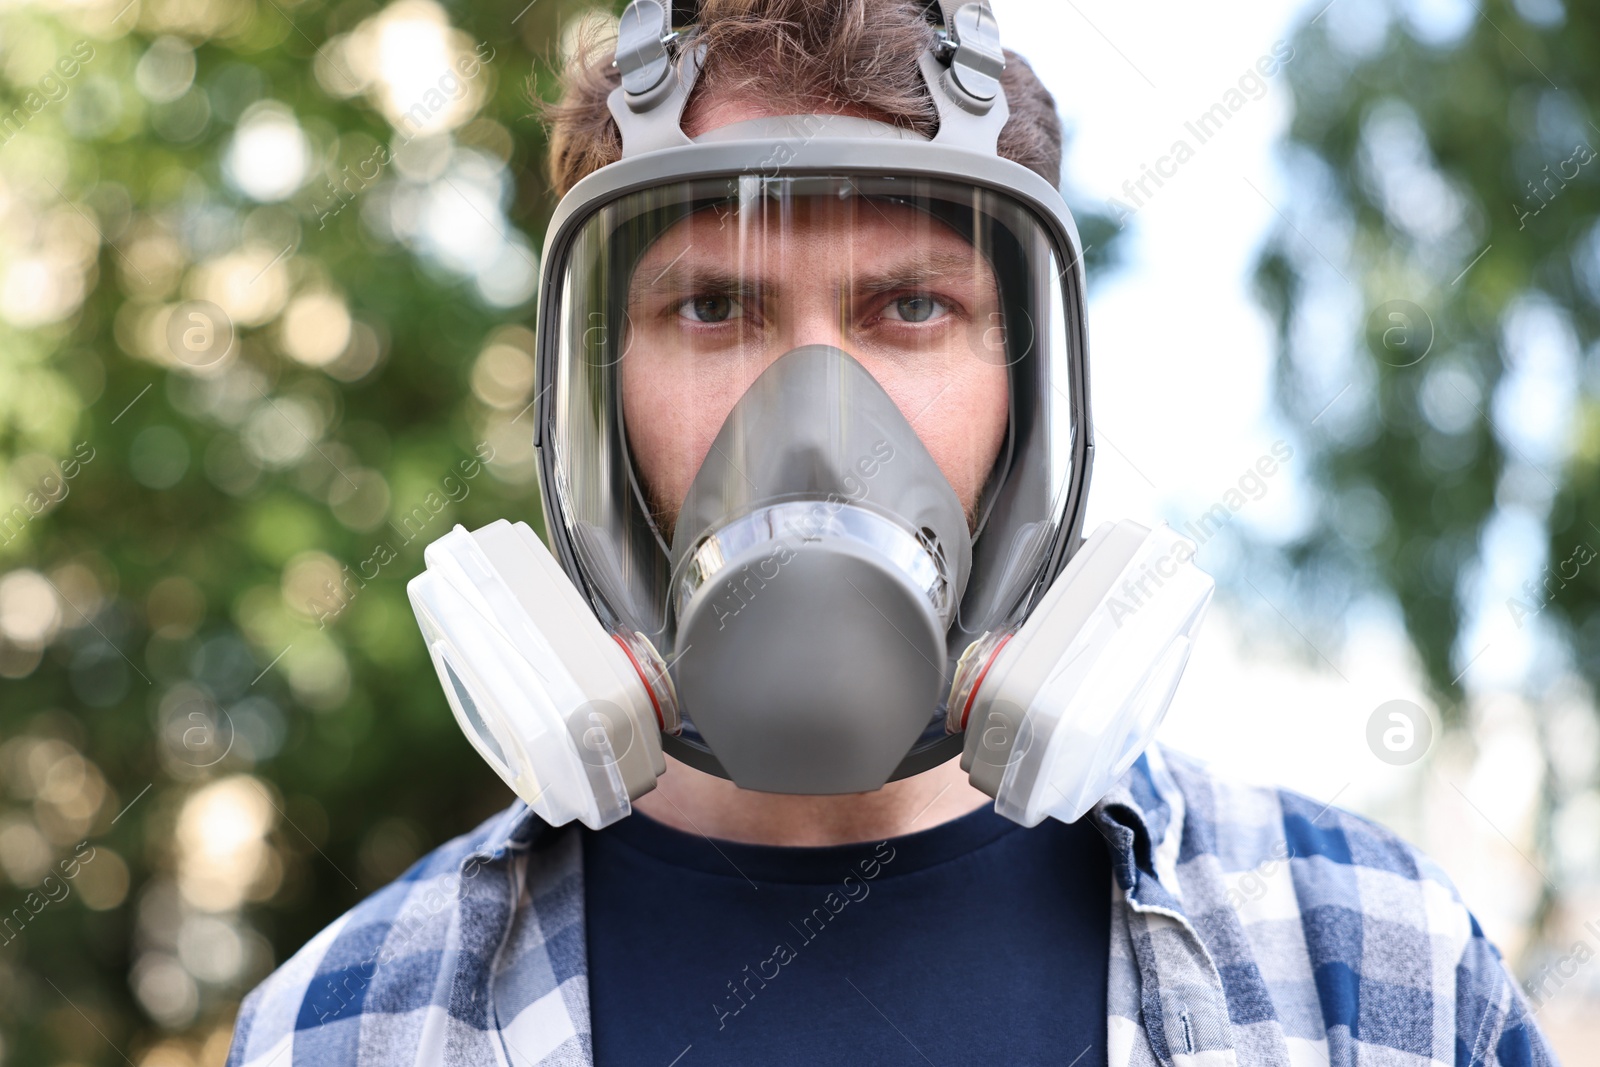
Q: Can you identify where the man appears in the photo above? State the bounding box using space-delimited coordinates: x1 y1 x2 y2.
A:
228 2 1558 1065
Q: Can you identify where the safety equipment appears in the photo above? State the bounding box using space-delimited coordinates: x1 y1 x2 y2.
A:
409 520 670 830
953 519 1212 825
670 344 971 794
406 0 1215 830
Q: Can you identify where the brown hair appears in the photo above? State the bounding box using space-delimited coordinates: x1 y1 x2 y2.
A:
542 0 1063 198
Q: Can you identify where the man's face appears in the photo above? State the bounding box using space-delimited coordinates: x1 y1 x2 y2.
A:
619 195 1010 536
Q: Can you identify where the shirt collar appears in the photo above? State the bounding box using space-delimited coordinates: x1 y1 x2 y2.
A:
1087 743 1190 915
466 796 547 865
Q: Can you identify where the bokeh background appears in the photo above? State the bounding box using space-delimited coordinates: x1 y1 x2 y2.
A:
0 0 1596 1062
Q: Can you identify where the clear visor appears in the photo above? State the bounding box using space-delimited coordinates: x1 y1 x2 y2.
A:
541 174 1083 751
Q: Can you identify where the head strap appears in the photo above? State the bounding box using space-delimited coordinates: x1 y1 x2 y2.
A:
607 0 1009 158
940 2 1005 108
612 0 675 96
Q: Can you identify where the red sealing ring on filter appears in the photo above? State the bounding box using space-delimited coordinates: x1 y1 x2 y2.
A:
959 632 1013 731
612 633 666 731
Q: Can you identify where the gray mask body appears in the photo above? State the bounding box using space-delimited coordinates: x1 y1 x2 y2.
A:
667 346 972 793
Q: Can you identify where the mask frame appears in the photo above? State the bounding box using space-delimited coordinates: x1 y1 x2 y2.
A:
528 29 1097 783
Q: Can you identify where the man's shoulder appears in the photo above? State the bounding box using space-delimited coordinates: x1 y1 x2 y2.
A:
226 800 542 1067
1142 743 1490 970
1152 741 1465 903
1148 744 1558 1066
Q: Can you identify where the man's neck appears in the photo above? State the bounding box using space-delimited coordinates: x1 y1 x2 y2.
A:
629 752 993 846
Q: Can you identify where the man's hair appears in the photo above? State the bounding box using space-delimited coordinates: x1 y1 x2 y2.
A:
542 0 1063 198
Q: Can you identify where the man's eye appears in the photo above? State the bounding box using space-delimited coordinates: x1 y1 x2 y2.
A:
883 295 947 323
677 294 742 323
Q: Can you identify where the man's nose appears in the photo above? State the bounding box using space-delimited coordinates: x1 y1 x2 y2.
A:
778 293 850 354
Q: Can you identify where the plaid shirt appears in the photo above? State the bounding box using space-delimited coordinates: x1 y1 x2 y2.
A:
226 743 1559 1066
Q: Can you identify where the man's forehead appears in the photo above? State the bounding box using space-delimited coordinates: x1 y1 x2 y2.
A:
634 197 978 257
629 199 993 284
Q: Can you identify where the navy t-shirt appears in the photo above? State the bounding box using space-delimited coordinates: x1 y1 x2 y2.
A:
583 799 1112 1067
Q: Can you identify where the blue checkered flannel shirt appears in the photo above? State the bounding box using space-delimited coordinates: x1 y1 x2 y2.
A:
226 743 1559 1066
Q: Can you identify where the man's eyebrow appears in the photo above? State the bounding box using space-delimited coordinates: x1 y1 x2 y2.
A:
629 263 758 296
851 250 993 294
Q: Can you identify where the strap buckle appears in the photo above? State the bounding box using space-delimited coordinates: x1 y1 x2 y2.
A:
944 2 1004 106
613 0 675 97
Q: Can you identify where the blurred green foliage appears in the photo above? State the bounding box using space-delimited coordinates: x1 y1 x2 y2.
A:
1256 0 1600 714
1255 0 1600 942
0 0 603 1062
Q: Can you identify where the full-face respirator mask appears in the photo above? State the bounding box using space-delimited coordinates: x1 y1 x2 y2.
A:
407 0 1215 830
